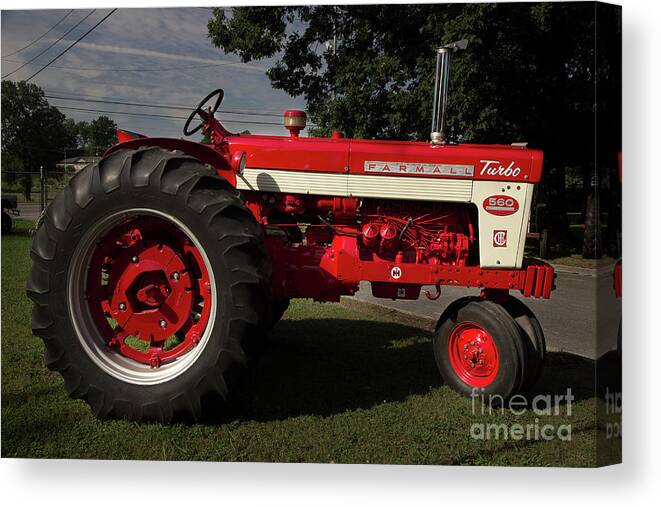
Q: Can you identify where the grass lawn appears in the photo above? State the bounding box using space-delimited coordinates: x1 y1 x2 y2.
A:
2 219 616 466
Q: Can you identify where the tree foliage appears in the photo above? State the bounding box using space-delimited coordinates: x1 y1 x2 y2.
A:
208 3 621 256
208 4 605 145
1 80 76 197
76 116 117 155
1 81 118 196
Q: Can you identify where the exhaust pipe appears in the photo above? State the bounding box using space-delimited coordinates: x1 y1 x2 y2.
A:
430 39 468 145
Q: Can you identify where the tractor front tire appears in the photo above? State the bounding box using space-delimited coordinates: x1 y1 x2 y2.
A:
433 298 525 402
27 146 272 422
501 296 546 391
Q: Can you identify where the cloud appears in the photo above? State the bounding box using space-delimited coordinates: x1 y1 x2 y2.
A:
40 38 269 73
1 8 306 138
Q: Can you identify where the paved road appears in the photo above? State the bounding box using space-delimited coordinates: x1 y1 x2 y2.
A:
352 267 621 360
15 202 43 221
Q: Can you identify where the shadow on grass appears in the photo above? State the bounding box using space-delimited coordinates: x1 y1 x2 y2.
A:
216 318 596 423
1 384 62 407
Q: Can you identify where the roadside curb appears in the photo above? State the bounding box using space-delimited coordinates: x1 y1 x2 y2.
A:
549 263 613 277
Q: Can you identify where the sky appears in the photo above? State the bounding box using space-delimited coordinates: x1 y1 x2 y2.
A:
0 7 307 140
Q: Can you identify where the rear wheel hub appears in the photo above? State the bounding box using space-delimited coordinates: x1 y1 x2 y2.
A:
79 213 213 372
108 243 193 343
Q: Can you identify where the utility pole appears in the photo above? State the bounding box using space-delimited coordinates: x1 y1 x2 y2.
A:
39 165 46 212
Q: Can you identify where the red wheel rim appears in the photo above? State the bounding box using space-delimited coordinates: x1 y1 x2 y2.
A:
447 322 499 387
84 214 212 370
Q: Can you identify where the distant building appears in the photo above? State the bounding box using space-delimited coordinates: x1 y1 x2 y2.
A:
56 156 100 174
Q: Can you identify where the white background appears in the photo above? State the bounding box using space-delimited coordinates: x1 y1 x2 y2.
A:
1 0 658 505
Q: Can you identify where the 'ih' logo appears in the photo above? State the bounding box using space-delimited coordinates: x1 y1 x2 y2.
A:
493 230 507 247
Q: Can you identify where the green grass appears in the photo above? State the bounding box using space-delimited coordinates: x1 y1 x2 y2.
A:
1 219 617 465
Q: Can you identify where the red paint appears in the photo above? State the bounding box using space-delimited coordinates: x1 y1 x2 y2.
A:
116 129 145 143
284 110 306 118
230 134 350 173
359 201 472 265
85 215 212 367
350 139 542 183
483 195 520 216
448 322 499 387
227 135 543 182
105 97 554 307
265 233 554 302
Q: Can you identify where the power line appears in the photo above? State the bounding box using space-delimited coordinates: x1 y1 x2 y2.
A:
46 94 194 111
54 104 283 126
1 10 74 58
2 57 252 73
45 94 284 118
196 7 231 12
25 9 118 82
43 88 285 115
2 10 97 79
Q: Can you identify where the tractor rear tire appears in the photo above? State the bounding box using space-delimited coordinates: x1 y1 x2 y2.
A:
501 296 546 391
26 146 272 422
433 297 525 402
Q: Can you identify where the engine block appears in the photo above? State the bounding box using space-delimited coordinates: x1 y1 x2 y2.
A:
359 200 475 266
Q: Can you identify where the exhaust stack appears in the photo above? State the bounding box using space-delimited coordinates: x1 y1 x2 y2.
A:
430 39 468 145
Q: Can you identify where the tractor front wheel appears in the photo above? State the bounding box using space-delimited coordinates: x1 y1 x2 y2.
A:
501 296 546 391
433 298 526 402
27 146 272 422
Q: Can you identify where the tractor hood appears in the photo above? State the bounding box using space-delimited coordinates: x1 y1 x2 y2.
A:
228 134 543 184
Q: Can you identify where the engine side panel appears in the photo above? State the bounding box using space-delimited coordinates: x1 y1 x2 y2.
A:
471 181 534 268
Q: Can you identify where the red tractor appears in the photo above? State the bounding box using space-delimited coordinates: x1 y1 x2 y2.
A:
27 43 554 422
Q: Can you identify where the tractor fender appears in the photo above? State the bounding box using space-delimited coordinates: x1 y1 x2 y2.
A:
105 137 236 187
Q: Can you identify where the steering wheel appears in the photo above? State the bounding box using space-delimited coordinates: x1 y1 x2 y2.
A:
183 89 224 136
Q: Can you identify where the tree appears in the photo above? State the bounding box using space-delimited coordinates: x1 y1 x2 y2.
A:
1 80 77 199
78 116 117 156
208 3 621 257
74 120 90 149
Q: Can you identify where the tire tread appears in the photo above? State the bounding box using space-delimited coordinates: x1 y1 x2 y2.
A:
27 146 271 423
